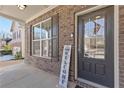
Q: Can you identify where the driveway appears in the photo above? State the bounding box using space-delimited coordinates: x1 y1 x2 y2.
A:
0 55 15 62
0 60 22 68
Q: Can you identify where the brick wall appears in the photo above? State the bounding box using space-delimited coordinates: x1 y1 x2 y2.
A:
25 5 94 78
25 5 124 88
119 5 124 88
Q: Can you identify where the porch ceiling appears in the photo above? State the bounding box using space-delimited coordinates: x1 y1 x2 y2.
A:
0 5 57 23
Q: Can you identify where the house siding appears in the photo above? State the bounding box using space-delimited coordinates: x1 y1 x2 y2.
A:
25 5 95 80
25 5 124 88
119 5 124 88
10 21 25 57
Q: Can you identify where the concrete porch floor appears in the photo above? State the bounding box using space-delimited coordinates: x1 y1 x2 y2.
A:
0 62 75 88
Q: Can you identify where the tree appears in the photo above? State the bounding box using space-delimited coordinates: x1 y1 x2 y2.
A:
0 30 12 44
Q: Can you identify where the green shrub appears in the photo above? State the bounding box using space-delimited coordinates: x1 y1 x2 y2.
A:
1 50 12 55
0 44 12 55
15 51 22 60
3 44 12 51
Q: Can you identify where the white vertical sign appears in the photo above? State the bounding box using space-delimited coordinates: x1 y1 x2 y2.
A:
59 45 71 88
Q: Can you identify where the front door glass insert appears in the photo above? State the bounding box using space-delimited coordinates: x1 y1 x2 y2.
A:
84 15 105 59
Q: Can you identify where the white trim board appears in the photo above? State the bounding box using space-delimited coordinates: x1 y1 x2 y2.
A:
75 5 119 88
114 5 119 88
26 5 58 23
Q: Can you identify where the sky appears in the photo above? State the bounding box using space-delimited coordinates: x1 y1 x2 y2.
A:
0 16 12 39
85 18 104 37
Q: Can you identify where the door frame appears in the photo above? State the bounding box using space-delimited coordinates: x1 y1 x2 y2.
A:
75 5 119 88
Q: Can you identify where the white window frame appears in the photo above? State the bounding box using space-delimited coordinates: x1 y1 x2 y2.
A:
32 17 52 59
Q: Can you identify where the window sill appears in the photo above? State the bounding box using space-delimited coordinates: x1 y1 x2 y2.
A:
32 55 52 59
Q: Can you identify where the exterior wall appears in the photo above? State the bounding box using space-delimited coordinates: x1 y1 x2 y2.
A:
119 5 124 88
0 39 2 49
0 40 6 49
25 5 124 88
10 21 25 57
21 27 25 58
25 5 95 79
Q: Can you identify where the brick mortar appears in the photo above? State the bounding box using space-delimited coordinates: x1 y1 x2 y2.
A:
25 5 124 88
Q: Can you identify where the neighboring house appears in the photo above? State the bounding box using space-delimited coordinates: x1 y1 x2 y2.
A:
10 21 25 57
0 39 6 49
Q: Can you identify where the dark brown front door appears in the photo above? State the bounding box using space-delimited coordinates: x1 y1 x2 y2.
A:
77 6 114 87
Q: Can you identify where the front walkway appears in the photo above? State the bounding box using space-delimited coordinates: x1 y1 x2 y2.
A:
0 62 76 88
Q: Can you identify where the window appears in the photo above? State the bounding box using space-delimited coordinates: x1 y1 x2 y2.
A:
32 17 58 58
41 19 52 57
13 32 16 40
41 19 52 39
33 40 40 55
33 24 41 40
18 30 21 39
84 15 105 59
32 24 41 56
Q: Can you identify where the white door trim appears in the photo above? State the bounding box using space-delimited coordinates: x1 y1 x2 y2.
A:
114 5 119 88
75 5 119 88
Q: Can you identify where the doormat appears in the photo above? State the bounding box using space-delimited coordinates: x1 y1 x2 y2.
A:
75 85 82 88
